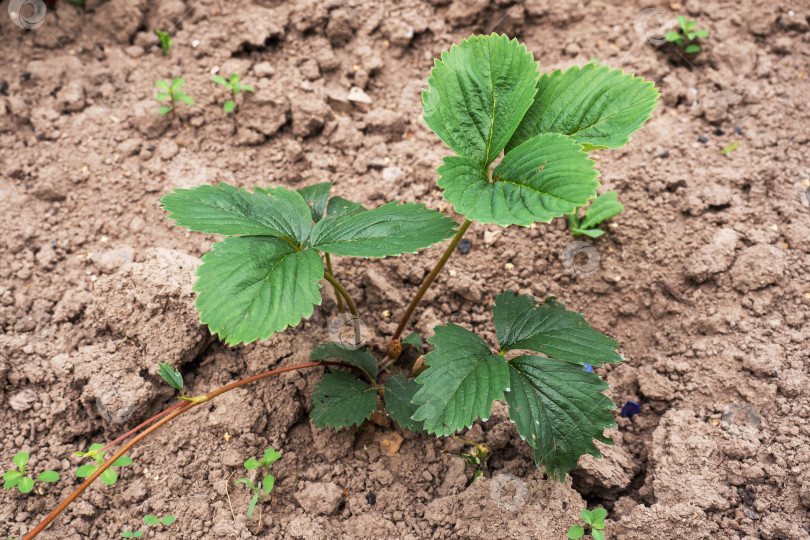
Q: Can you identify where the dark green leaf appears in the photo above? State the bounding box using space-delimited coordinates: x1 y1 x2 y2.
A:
297 182 333 222
310 202 457 257
194 237 323 345
37 470 59 483
310 341 378 380
579 191 623 230
493 291 622 367
160 183 313 245
507 355 616 481
402 332 423 353
310 371 377 429
157 362 184 392
383 374 425 432
143 515 160 525
412 324 509 435
326 196 366 218
423 33 539 166
507 64 659 152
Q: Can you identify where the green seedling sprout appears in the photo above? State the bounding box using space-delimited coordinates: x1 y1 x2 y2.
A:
123 514 175 537
568 508 608 540
3 453 60 494
158 362 187 398
721 141 739 156
567 191 624 238
155 78 194 116
460 443 490 480
211 73 254 113
154 30 172 57
235 447 280 520
665 15 708 54
74 444 133 485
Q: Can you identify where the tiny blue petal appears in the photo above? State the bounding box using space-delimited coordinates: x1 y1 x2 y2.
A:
583 364 594 373
621 401 641 418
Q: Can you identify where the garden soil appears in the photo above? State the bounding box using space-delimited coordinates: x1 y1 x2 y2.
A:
1 0 809 538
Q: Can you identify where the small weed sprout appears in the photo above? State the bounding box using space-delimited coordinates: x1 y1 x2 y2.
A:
567 191 624 238
3 452 60 494
235 447 280 519
155 78 194 116
158 362 187 399
568 508 608 540
154 30 172 57
74 444 133 485
211 74 254 113
460 444 490 480
665 16 708 54
122 514 175 537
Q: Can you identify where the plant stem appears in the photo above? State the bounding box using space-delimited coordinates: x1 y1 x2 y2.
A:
324 253 345 313
23 360 357 540
392 219 472 341
323 273 357 318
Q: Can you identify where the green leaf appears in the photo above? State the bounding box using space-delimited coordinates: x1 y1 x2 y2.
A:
16 476 33 493
122 532 134 538
158 106 171 115
212 75 228 86
296 182 332 222
412 324 509 436
177 94 194 106
568 525 585 539
326 196 366 218
592 520 605 530
223 100 235 113
171 77 185 89
721 141 739 156
261 473 275 493
155 80 169 91
310 371 377 429
262 448 281 466
157 362 184 392
592 530 605 540
101 469 118 485
161 515 176 526
438 133 599 226
571 227 605 238
161 183 314 244
310 202 457 257
579 191 623 230
684 44 701 54
155 92 169 101
13 453 28 470
423 33 539 166
507 355 616 481
194 237 323 345
244 459 261 470
241 85 255 93
402 332 423 353
143 515 160 525
581 509 593 524
3 470 21 488
592 508 607 521
235 478 258 493
112 456 133 467
692 29 709 38
37 470 59 483
493 292 622 367
383 374 425 432
247 492 259 519
310 342 378 380
75 464 97 478
507 64 659 152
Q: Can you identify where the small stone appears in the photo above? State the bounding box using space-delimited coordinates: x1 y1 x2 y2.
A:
295 482 344 515
366 492 376 506
457 238 472 255
380 432 404 456
9 389 38 411
382 167 402 183
347 86 372 105
484 230 501 245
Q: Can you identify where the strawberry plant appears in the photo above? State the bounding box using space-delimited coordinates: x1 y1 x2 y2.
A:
3 453 59 494
24 34 658 539
155 78 194 116
568 191 624 238
211 73 254 113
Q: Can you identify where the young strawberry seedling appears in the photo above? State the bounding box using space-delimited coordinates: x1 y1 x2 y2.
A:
155 78 194 116
235 447 280 526
568 508 608 540
666 15 708 54
3 453 59 494
154 30 172 57
74 444 133 485
567 191 624 238
211 73 254 113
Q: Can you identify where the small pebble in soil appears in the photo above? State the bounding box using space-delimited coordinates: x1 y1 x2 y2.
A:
0 81 8 96
457 238 472 254
366 492 376 506
714 128 725 136
21 72 31 81
621 401 641 418
583 364 594 373
734 125 744 135
698 136 709 143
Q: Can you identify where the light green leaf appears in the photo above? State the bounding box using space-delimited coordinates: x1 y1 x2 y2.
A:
212 75 228 86
101 469 118 485
158 106 171 115
507 64 659 152
692 29 709 38
17 476 34 493
13 453 28 470
177 94 194 106
112 456 133 467
383 374 425 432
247 492 259 519
579 191 623 230
235 478 258 493
37 470 59 483
161 515 176 526
297 182 332 222
143 515 160 525
592 508 607 521
684 44 701 54
194 237 323 345
310 342 378 380
402 332 423 353
572 227 605 238
507 355 616 481
493 292 622 367
244 459 261 470
157 362 184 392
3 470 21 489
592 530 605 540
422 33 539 166
568 525 585 539
592 520 605 530
171 78 185 89
155 80 169 91
581 509 593 524
412 324 509 435
161 183 314 245
223 100 235 113
75 464 97 477
326 196 366 218
262 448 281 466
310 371 377 429
122 531 135 538
261 473 274 493
241 85 255 93
310 202 457 257
438 133 599 226
155 92 169 101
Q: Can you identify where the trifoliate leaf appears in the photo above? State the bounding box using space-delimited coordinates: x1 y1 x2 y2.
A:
383 374 425 432
506 355 616 481
493 291 622 367
438 133 599 226
194 237 323 345
310 342 378 380
412 324 509 435
507 64 660 153
423 33 539 166
326 196 366 218
161 183 313 245
310 371 377 429
37 470 59 483
143 515 160 525
157 362 184 393
310 202 457 257
579 191 623 230
297 182 333 222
